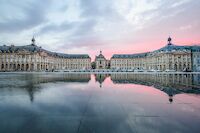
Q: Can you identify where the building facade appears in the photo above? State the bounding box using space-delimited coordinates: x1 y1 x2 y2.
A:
0 38 91 71
1 37 200 72
110 37 200 72
95 51 109 69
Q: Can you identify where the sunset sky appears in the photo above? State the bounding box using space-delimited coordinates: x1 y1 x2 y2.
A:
0 0 200 60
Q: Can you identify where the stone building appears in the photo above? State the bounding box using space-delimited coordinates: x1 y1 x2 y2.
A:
1 37 200 72
95 51 108 69
110 37 200 72
0 37 91 71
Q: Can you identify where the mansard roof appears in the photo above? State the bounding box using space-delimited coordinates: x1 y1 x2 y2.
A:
0 44 43 53
111 44 200 59
56 53 90 58
153 44 192 53
0 44 90 59
153 44 200 53
112 53 148 59
190 45 200 52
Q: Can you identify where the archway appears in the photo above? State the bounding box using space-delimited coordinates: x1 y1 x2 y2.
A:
21 64 24 71
26 64 29 71
17 64 20 71
1 64 4 70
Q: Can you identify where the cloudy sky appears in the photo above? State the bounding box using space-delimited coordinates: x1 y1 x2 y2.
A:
0 0 200 60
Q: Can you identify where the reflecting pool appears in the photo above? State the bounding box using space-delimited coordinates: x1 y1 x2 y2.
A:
0 73 200 133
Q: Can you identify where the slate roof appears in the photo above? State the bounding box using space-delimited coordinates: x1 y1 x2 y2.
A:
153 44 191 53
112 53 148 59
190 45 200 52
0 44 90 59
111 43 200 59
95 53 106 59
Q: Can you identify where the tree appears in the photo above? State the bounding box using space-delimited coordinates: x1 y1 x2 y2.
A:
91 62 96 69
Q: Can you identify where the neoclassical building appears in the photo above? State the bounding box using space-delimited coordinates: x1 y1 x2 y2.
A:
111 37 200 72
1 37 200 72
95 51 110 69
0 37 91 71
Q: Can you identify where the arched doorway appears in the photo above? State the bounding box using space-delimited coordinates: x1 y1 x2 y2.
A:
26 64 29 71
1 64 4 70
21 64 24 71
17 64 20 71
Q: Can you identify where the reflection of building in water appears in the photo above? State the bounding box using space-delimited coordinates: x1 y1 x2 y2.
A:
111 37 200 72
169 95 173 103
94 74 109 88
193 74 200 85
33 73 91 84
111 73 200 103
0 74 91 102
111 74 196 88
0 37 91 72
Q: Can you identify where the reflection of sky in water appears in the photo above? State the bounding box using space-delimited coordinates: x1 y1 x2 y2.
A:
0 73 200 133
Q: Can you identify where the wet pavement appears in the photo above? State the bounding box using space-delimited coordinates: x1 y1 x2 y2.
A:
0 73 200 133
